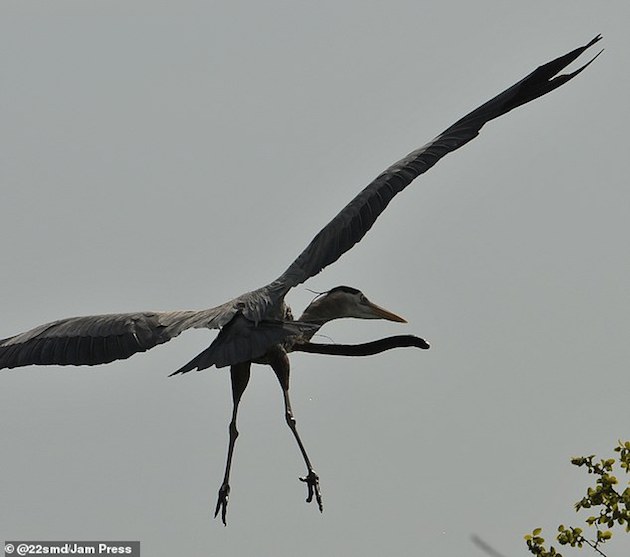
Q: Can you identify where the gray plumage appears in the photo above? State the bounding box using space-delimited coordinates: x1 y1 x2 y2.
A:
0 36 601 374
0 37 601 524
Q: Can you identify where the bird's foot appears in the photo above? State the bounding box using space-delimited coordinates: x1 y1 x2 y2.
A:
214 483 230 526
299 470 323 512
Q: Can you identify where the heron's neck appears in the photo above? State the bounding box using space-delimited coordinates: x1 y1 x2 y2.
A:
298 300 343 328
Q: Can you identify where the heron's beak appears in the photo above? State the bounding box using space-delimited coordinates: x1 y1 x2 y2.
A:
365 301 407 323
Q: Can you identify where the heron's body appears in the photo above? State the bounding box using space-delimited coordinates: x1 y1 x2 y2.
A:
0 37 601 523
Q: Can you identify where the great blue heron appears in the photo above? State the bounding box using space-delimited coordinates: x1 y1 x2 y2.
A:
0 36 601 524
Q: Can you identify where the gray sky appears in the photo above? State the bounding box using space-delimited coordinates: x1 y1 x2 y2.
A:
1 3 629 556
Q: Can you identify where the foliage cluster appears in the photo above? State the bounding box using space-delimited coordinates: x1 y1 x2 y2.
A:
525 440 630 557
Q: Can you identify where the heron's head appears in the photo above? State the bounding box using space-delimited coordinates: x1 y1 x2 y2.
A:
299 286 406 325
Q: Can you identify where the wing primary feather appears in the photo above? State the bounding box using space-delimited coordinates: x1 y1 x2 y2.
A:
0 345 9 368
15 340 35 367
0 344 19 369
119 333 141 358
40 338 56 365
90 336 106 365
62 337 76 365
76 337 93 364
274 36 602 291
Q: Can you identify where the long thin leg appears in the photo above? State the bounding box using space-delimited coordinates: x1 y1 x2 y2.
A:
214 361 251 525
269 346 323 512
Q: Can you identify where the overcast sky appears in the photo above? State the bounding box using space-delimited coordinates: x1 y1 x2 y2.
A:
1 2 629 556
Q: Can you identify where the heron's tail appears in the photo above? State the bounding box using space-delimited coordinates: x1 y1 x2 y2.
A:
169 316 318 375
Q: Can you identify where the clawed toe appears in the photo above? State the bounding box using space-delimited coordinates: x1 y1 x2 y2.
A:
214 484 230 526
299 470 323 512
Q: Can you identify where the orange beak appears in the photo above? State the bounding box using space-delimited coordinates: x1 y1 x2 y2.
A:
365 300 407 323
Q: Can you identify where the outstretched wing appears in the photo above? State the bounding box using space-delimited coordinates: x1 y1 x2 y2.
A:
0 303 239 370
0 37 602 372
0 273 291 370
274 36 602 290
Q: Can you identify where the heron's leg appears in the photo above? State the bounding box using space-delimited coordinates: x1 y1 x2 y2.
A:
215 361 251 526
269 347 323 513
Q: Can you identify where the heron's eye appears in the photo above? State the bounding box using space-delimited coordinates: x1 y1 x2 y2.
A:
359 294 368 304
